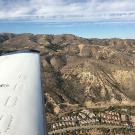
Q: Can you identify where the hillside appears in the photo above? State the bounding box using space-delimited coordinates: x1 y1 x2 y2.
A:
0 33 135 122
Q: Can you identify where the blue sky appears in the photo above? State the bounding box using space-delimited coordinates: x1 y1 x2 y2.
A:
0 0 135 38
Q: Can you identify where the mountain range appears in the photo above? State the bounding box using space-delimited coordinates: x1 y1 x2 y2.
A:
0 33 135 122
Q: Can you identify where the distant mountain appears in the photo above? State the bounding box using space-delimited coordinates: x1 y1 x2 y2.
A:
0 33 16 43
0 33 135 122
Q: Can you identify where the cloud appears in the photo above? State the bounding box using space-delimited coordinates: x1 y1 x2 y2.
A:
0 0 135 22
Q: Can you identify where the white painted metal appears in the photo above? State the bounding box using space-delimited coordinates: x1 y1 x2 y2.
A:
0 52 45 135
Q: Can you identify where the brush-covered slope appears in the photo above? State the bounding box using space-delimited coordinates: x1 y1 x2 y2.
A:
0 33 135 121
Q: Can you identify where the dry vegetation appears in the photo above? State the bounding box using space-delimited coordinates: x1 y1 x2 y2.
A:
0 33 135 124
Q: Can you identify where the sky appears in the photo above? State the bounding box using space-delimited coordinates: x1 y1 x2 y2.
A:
0 0 135 38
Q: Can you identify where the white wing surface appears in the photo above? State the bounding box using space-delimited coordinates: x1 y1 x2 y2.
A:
0 51 45 135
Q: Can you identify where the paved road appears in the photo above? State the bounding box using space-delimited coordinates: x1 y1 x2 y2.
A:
48 124 128 135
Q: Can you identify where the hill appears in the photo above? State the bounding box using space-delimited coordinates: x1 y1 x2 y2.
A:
0 33 135 122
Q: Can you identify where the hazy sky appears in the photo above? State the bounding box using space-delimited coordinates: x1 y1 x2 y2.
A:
0 0 135 38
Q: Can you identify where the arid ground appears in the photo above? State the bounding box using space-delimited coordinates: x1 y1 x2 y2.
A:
1 33 135 134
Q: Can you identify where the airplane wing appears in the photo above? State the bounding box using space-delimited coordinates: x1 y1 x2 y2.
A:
0 50 45 135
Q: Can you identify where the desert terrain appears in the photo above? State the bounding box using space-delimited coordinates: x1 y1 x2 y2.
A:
0 33 135 134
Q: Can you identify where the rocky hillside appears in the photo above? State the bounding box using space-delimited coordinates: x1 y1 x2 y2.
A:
0 33 135 122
